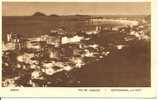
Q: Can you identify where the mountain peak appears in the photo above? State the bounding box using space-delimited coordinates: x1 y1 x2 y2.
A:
32 12 46 16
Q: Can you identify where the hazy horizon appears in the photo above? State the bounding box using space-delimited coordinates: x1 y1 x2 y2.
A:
2 2 151 16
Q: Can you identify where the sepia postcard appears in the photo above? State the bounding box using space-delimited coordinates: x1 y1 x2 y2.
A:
0 0 156 98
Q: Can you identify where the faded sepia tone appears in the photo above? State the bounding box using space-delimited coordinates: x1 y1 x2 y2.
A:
2 2 150 16
2 2 151 87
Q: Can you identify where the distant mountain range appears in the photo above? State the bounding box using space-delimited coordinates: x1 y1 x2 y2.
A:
32 12 89 17
31 12 150 19
32 12 47 16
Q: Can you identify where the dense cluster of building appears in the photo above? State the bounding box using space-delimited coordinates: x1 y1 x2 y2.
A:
2 18 150 87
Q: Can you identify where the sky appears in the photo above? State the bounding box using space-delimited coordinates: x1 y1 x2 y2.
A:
2 2 151 16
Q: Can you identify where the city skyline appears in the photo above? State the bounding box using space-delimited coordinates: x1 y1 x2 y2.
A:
2 2 151 16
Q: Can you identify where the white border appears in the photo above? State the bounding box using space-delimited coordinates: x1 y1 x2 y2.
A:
1 0 151 2
0 0 156 98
